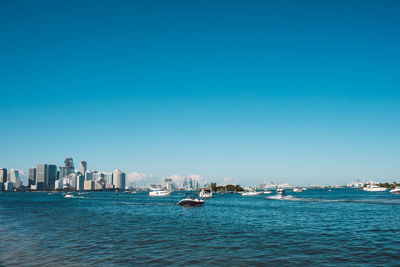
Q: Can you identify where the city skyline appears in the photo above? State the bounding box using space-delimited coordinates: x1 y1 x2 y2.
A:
1 1 400 186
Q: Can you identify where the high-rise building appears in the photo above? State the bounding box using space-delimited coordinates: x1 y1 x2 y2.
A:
36 164 57 190
92 171 102 181
0 168 7 191
8 169 19 183
112 169 126 190
55 179 63 190
77 173 85 191
85 171 93 181
0 168 7 183
67 173 78 189
8 169 22 189
162 178 176 191
59 158 74 178
79 161 87 175
29 167 37 187
103 172 113 185
84 180 94 191
4 181 13 191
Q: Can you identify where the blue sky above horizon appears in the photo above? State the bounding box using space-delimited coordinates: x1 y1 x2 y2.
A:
1 0 400 186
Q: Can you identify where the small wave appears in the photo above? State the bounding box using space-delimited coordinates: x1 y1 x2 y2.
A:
64 196 86 199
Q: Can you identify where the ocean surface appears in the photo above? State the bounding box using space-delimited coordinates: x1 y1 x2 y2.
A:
1 189 400 266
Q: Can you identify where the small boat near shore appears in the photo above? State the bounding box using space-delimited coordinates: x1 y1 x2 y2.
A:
199 188 212 198
64 192 74 198
178 193 204 207
363 185 387 192
149 190 171 197
293 188 303 192
390 187 400 193
263 190 272 194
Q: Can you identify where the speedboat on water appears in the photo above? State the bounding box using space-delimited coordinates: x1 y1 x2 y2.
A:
177 193 205 207
390 187 400 193
64 192 74 198
149 190 171 197
363 185 387 192
199 188 213 198
263 190 272 194
293 188 303 192
242 188 263 196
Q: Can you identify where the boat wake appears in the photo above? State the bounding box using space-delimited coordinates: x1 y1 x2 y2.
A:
118 201 175 206
266 195 304 201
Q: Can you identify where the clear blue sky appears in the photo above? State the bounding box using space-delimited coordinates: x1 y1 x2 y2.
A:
1 0 399 186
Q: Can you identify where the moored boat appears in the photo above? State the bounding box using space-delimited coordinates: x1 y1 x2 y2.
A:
390 186 400 193
199 188 212 198
149 190 171 197
363 185 387 192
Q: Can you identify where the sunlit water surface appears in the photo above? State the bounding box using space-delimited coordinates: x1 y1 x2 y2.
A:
1 189 400 266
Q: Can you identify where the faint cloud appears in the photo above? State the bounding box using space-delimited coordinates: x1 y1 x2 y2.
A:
128 172 152 181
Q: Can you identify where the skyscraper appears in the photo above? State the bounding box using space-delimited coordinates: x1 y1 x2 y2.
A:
28 167 37 187
79 161 87 175
112 169 126 190
36 164 57 190
0 168 7 191
9 169 22 189
59 157 74 178
76 173 85 191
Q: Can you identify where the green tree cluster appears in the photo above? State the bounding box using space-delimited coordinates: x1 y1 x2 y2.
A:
210 182 244 192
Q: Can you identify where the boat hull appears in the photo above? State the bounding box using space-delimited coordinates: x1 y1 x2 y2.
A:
178 199 204 207
149 191 171 197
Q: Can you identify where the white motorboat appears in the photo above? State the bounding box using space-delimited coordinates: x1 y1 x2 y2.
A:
199 188 213 198
64 192 74 198
390 186 400 193
363 185 387 192
293 188 303 192
149 190 171 197
177 193 205 207
263 190 272 194
241 191 263 196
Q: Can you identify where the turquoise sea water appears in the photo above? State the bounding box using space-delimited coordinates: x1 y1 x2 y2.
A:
1 189 400 266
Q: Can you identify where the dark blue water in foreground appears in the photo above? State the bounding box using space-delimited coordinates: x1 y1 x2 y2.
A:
1 189 400 266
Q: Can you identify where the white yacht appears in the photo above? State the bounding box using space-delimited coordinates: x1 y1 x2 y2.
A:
199 188 212 198
363 185 387 192
263 190 272 194
390 187 400 193
149 190 171 197
293 188 303 192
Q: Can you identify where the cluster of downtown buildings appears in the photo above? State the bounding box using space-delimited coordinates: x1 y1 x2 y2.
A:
0 157 126 192
150 176 202 191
